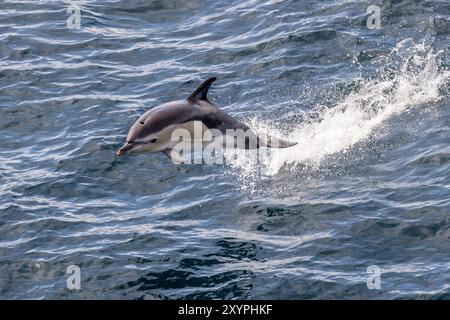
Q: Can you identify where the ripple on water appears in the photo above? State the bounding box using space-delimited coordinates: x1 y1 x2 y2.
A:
0 0 449 299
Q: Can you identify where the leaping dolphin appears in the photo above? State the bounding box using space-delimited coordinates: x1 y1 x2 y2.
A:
117 77 297 160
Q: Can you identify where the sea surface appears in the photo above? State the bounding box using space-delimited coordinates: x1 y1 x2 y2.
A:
0 0 449 299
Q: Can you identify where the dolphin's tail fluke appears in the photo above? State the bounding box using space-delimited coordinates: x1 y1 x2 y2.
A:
221 130 297 150
259 135 298 149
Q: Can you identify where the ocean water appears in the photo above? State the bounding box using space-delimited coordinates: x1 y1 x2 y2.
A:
0 0 449 299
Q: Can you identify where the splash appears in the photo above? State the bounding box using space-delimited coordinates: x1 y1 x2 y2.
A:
228 39 449 181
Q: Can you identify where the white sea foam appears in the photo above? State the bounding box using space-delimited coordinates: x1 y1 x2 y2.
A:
228 40 449 179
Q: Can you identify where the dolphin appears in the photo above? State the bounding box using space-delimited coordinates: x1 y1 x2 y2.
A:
117 77 297 160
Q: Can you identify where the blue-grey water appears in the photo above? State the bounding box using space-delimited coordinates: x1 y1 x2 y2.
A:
0 0 449 299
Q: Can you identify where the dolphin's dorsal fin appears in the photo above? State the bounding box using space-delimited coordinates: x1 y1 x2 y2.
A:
188 77 217 102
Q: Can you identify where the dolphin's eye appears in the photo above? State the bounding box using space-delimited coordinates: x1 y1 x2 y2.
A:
149 138 157 143
139 121 145 125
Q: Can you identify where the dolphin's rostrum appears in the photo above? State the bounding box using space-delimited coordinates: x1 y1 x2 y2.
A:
117 77 297 160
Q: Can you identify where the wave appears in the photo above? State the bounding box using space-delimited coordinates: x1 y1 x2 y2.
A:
227 39 449 181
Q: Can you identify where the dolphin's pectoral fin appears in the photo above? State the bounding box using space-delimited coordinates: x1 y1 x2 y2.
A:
259 136 298 149
162 149 185 164
162 149 172 159
188 77 217 102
